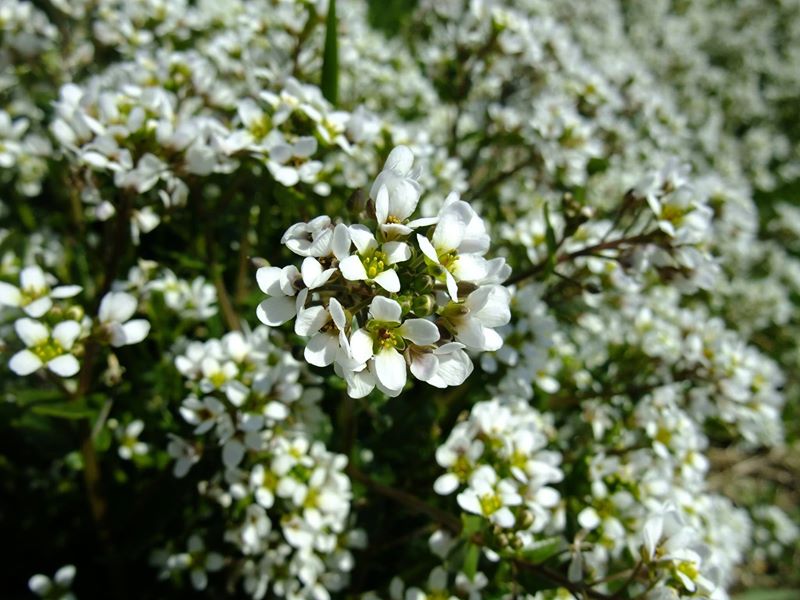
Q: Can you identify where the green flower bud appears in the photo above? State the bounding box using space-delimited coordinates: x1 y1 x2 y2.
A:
411 294 435 316
413 275 435 293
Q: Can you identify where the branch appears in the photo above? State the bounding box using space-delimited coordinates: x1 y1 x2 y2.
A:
506 232 660 287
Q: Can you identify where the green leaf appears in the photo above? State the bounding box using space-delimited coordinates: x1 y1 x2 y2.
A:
31 400 96 420
321 0 339 105
463 543 480 580
512 536 566 564
462 514 483 537
543 203 558 272
734 591 800 600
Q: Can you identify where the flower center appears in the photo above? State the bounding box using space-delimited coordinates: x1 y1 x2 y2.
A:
20 285 47 307
249 115 272 140
32 339 64 363
479 493 503 516
361 249 388 279
675 560 699 586
209 371 228 388
438 250 458 271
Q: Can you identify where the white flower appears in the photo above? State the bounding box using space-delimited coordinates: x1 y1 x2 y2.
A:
337 225 410 293
167 435 200 478
408 342 473 389
0 265 81 317
350 296 439 396
418 195 492 300
446 285 511 352
370 146 422 237
456 466 522 529
186 535 224 591
180 395 226 435
281 217 350 258
301 297 349 367
98 291 150 347
255 265 302 326
9 318 82 377
117 419 148 460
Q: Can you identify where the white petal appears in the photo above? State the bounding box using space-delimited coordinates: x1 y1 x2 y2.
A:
383 241 411 265
432 205 468 252
9 350 43 375
54 565 76 586
369 296 402 323
374 347 407 392
338 255 367 281
256 296 297 326
456 490 482 515
15 318 48 346
222 439 246 468
47 354 80 377
0 282 21 306
407 216 438 229
493 507 515 528
190 568 208 590
399 319 439 345
51 285 82 299
578 507 601 530
114 319 150 346
24 296 52 317
28 574 52 594
416 234 440 263
410 351 438 382
455 318 490 351
329 297 346 329
332 223 351 260
375 185 389 225
295 305 329 337
99 291 137 323
305 333 339 367
429 349 473 387
256 266 282 296
373 269 400 292
467 285 511 327
453 255 489 282
433 473 460 495
348 224 377 255
278 265 300 296
344 369 375 399
301 257 323 288
384 145 414 174
445 270 459 302
20 265 47 292
348 328 374 364
52 320 81 349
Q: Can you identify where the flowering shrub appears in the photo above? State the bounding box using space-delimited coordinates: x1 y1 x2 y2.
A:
2 1 799 599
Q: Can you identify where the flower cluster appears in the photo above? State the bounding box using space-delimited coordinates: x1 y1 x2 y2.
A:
256 146 511 398
165 326 360 598
434 399 564 550
2 265 150 378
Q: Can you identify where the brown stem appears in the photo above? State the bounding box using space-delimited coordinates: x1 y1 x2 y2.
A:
506 232 660 287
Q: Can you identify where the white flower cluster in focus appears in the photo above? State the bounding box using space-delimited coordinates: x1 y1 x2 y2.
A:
256 146 511 398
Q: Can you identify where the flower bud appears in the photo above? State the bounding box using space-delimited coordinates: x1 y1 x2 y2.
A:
66 305 85 321
411 294 435 316
397 295 413 314
413 275 434 294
